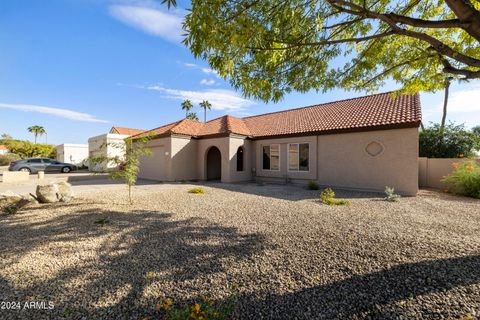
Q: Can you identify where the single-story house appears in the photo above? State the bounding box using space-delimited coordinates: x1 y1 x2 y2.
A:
133 92 421 195
56 144 88 166
88 126 144 172
0 145 8 155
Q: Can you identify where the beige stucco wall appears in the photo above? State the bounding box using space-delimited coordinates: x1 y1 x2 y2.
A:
88 133 129 172
138 137 171 181
418 157 480 190
317 128 419 195
228 135 253 182
170 135 198 181
196 137 231 182
253 136 318 183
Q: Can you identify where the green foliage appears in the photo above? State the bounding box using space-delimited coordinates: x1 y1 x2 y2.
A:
307 180 320 190
473 126 480 135
3 206 19 215
0 153 20 166
199 100 212 122
419 123 480 158
186 112 199 121
1 133 12 140
94 218 110 226
180 1 480 102
157 295 237 320
2 140 55 159
181 99 194 118
384 186 401 202
188 187 205 194
27 125 46 143
442 161 480 198
320 188 350 206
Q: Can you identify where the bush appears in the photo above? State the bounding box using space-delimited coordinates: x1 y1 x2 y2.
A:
2 140 56 159
320 188 350 206
419 123 480 158
442 161 480 198
188 187 205 194
0 153 20 166
384 186 401 202
157 295 237 320
307 180 320 190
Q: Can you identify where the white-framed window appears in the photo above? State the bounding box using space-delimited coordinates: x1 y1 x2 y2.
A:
288 143 309 171
262 144 280 170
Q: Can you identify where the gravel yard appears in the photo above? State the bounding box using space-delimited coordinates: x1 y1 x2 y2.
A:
0 183 479 319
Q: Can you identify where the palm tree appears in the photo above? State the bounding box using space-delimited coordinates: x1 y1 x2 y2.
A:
199 100 212 122
186 112 199 121
181 99 193 118
28 125 46 144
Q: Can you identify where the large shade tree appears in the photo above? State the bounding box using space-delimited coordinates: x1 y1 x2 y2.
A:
171 0 480 117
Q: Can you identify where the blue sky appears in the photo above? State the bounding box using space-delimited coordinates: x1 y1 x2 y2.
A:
0 0 479 145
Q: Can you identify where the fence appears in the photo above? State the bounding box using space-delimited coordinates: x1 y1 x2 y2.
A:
418 157 480 189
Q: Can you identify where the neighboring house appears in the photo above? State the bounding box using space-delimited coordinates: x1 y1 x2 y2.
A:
0 145 8 155
133 92 421 195
56 144 89 166
88 126 144 172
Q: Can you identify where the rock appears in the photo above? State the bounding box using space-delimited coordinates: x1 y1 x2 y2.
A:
36 184 60 203
56 181 74 203
0 191 22 208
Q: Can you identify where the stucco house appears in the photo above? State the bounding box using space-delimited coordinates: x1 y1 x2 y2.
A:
133 92 421 195
0 145 8 155
88 126 144 172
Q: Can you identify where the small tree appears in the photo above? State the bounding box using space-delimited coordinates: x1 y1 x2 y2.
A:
1 133 12 140
27 125 46 144
419 123 480 158
473 126 480 135
91 136 152 204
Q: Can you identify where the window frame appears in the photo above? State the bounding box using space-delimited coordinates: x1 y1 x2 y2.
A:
262 144 280 171
287 142 310 172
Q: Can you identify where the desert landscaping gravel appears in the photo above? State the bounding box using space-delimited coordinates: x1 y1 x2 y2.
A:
0 182 479 319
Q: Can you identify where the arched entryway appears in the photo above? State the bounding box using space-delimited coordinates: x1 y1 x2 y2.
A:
206 146 221 180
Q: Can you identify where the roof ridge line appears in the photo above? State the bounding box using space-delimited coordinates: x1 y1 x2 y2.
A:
241 91 407 120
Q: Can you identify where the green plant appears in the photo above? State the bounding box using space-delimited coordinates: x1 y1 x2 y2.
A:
0 153 20 166
158 295 237 320
94 218 110 226
27 125 46 144
3 205 19 215
90 135 153 204
384 186 401 202
320 188 350 206
188 187 205 194
442 161 480 198
307 180 320 190
419 123 480 158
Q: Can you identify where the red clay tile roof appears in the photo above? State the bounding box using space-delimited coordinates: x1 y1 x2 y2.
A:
0 145 8 150
133 92 421 140
110 126 145 136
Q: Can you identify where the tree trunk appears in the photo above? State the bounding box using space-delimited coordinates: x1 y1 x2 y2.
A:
441 79 451 129
204 109 207 122
34 134 37 144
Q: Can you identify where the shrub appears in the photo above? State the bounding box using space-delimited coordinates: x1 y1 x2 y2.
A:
3 140 56 158
442 161 480 198
384 186 401 202
3 205 19 215
158 295 237 320
307 180 320 190
188 187 205 194
419 123 480 158
320 188 350 206
0 153 20 166
94 218 110 226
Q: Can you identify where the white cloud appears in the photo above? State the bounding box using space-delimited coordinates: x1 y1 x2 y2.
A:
441 84 480 114
184 63 197 68
109 5 183 43
146 85 254 111
200 79 216 86
201 68 218 76
0 103 109 123
182 62 221 78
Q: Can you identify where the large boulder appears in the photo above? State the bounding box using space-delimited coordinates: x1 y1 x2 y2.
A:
0 191 37 212
35 182 74 203
36 184 60 203
0 191 22 208
56 181 74 202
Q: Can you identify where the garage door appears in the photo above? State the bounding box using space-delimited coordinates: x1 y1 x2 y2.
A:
138 146 167 181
